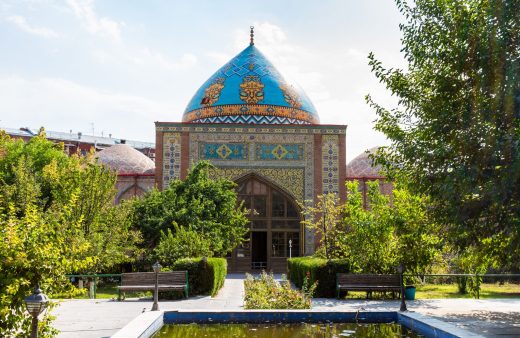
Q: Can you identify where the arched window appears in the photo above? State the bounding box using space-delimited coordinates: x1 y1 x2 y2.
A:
231 175 301 271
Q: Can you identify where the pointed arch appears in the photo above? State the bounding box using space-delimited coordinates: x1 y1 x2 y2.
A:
234 172 301 212
228 172 303 273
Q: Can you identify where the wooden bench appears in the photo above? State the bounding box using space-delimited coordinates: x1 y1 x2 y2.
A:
336 273 401 299
117 271 188 300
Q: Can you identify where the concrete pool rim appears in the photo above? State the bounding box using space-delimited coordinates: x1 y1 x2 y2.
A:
112 310 484 338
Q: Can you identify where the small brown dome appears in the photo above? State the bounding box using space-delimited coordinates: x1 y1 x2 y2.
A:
96 144 155 175
346 147 384 178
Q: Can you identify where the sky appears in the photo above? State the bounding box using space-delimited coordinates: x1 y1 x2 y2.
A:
0 0 407 160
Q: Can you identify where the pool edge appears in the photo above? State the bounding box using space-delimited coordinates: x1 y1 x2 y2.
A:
113 310 484 338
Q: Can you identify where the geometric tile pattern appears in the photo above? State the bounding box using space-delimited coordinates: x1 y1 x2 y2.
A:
255 144 304 160
322 135 340 194
186 130 316 255
187 110 316 125
156 123 346 135
200 143 248 160
162 133 181 188
207 167 305 202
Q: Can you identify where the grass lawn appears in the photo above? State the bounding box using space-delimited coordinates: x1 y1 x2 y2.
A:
340 283 520 300
415 283 520 299
53 285 151 300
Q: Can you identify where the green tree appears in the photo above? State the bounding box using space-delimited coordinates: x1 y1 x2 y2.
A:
367 0 520 267
340 181 440 275
0 130 141 336
154 225 213 266
132 161 249 256
300 193 344 260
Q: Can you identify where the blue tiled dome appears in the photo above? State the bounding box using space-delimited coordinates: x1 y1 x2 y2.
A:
183 44 319 124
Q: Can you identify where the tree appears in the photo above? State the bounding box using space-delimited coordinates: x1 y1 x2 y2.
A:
367 0 520 267
154 225 213 267
300 193 344 260
0 130 141 336
341 181 440 275
132 161 249 257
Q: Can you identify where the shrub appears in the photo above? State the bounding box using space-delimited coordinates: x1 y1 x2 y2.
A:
288 256 351 298
169 257 227 297
154 226 212 266
243 272 315 309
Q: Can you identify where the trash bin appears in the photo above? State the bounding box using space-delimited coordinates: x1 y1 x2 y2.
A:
405 285 416 300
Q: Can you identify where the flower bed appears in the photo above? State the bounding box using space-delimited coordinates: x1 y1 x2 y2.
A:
243 272 315 309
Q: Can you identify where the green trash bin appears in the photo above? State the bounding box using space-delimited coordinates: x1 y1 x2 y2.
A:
405 286 416 300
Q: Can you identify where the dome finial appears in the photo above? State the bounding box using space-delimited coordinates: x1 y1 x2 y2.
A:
250 26 254 46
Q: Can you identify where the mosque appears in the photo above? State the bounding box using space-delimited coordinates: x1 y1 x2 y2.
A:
92 28 387 272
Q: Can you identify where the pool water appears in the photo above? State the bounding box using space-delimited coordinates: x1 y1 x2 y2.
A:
152 322 421 337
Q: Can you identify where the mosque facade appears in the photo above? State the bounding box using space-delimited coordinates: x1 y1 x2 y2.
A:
154 32 347 272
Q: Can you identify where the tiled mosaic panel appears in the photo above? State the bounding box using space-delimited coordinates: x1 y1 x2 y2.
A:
156 124 346 135
322 135 339 194
162 133 182 187
200 143 248 160
255 143 304 160
189 131 316 255
208 167 304 202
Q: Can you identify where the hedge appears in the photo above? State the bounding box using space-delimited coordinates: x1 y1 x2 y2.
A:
170 257 227 297
288 257 352 298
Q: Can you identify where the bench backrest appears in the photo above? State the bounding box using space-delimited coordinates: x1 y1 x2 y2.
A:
337 273 400 286
121 271 187 286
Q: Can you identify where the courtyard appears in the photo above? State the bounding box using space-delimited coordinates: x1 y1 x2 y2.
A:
1 0 520 337
52 274 520 338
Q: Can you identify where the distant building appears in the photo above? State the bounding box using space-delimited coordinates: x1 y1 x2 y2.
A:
96 143 155 203
2 126 156 203
3 126 155 160
346 147 392 208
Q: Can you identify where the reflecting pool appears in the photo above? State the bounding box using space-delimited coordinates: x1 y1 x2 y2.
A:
153 322 421 337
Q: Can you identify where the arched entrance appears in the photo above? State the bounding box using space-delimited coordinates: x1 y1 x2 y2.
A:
228 174 302 272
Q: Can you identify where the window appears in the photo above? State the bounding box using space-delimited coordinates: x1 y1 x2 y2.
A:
236 233 251 258
234 176 302 262
272 191 285 217
271 232 285 257
252 196 266 216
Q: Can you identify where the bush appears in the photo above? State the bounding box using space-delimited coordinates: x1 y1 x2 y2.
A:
243 272 315 309
154 226 212 266
288 256 352 298
169 257 227 297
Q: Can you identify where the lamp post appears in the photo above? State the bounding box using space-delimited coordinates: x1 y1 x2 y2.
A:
398 264 407 312
151 262 161 311
288 239 292 258
24 284 49 338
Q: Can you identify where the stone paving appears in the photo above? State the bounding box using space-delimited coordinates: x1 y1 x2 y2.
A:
52 274 520 337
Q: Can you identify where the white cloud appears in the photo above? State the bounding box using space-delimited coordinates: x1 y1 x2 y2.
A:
0 75 178 142
134 48 197 71
91 46 198 72
6 15 60 38
65 0 122 41
206 51 232 66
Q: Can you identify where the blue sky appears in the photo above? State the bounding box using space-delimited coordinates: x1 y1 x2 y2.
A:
0 0 406 158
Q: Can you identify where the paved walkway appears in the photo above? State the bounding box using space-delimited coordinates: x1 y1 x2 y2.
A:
52 274 520 337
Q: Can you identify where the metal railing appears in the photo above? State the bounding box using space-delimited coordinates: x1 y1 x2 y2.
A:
403 273 520 299
66 274 122 299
